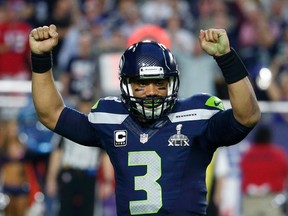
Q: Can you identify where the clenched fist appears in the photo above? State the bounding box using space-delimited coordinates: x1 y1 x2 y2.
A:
199 28 230 57
29 24 59 54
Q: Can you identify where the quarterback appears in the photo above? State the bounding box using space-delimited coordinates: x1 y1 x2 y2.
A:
29 24 260 215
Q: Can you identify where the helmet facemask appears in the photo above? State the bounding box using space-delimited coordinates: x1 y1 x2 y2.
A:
120 76 179 123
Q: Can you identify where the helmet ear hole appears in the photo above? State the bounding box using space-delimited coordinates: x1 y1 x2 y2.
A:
119 41 180 122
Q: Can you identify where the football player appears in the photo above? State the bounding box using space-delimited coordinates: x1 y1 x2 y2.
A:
29 24 260 215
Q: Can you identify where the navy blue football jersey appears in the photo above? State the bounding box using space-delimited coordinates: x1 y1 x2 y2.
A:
55 93 252 216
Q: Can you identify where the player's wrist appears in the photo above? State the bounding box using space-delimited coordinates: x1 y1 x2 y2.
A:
214 47 248 84
31 51 53 73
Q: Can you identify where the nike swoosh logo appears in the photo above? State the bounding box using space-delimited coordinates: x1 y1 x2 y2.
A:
214 101 222 106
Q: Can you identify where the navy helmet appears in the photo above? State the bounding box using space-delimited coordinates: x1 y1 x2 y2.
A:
119 40 180 122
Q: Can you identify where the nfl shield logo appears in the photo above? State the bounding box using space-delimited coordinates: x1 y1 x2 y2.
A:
140 133 148 144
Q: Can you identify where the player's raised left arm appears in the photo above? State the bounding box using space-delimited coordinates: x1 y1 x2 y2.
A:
30 24 64 130
199 29 261 127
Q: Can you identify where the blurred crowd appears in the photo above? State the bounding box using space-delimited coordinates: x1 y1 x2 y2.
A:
1 0 288 215
1 0 288 103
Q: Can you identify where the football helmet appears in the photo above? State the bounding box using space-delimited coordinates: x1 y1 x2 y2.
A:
119 40 180 122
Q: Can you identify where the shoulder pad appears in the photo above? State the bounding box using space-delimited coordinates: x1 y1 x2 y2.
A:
91 97 127 114
176 93 225 111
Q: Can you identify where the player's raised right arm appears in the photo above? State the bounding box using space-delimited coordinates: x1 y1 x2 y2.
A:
30 24 65 130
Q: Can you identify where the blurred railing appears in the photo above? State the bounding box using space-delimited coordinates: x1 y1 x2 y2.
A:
0 80 62 108
1 80 288 113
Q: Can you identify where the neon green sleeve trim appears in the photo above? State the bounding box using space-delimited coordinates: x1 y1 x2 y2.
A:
205 96 225 110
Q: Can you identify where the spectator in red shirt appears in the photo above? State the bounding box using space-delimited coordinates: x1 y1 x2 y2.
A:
0 1 32 80
240 124 288 216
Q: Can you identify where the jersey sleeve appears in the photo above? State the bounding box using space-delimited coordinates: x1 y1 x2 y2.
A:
206 109 253 147
189 93 253 147
54 107 102 148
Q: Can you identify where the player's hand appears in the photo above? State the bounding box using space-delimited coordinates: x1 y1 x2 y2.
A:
199 29 230 56
29 24 59 54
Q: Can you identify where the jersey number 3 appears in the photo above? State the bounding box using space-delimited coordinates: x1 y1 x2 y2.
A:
128 151 162 215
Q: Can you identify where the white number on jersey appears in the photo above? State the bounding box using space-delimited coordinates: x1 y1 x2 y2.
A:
128 151 162 215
